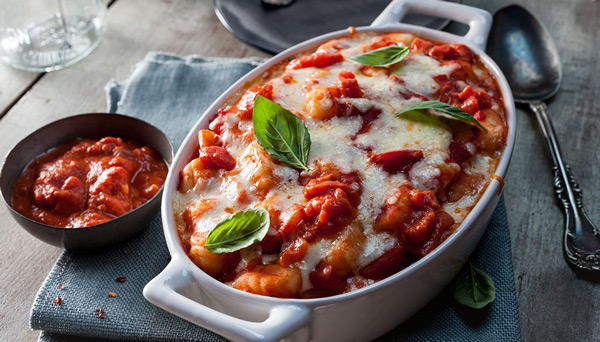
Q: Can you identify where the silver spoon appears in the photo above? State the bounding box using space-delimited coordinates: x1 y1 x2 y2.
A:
487 5 600 272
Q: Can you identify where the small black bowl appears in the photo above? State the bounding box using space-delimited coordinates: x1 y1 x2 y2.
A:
0 113 173 250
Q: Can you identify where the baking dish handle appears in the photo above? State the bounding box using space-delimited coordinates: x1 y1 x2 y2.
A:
371 0 492 50
143 260 311 342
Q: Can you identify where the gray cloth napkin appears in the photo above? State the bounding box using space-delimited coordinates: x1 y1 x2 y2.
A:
31 52 521 342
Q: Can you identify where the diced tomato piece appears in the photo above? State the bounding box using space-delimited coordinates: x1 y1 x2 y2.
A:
286 52 344 70
337 71 363 98
429 44 456 61
219 252 242 283
279 238 308 267
400 91 429 101
233 84 273 120
473 89 492 109
459 95 480 116
450 43 474 62
403 211 435 244
369 150 424 174
310 260 347 294
199 146 236 171
433 74 449 84
474 110 486 121
449 141 473 164
359 245 409 280
410 38 434 54
409 189 438 209
457 85 474 101
261 232 284 254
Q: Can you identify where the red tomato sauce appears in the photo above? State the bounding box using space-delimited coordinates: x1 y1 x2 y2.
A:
11 137 168 228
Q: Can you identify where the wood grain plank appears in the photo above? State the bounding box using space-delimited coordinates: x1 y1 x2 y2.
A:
0 66 41 117
0 0 266 341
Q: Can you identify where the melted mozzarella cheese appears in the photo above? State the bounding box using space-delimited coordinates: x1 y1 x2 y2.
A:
391 54 457 97
359 232 398 267
297 239 331 291
307 117 362 173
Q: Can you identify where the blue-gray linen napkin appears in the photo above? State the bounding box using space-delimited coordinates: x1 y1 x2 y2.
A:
30 52 521 342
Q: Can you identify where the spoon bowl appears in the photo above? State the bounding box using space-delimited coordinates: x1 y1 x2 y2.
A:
486 5 562 102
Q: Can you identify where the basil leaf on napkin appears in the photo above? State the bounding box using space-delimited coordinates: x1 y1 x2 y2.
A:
205 208 270 254
253 95 311 170
454 261 496 309
397 100 488 132
350 46 410 67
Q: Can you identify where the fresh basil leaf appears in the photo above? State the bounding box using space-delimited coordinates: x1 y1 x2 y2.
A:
350 46 410 67
454 261 496 309
253 95 311 171
397 100 488 132
205 208 270 254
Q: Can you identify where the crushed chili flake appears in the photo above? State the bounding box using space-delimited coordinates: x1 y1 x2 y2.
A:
58 284 65 290
95 309 106 319
116 277 127 283
108 292 117 298
53 297 62 305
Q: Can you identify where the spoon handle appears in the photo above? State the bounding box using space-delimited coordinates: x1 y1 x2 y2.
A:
529 102 600 271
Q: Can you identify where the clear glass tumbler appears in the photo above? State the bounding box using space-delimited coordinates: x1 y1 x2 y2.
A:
0 0 107 72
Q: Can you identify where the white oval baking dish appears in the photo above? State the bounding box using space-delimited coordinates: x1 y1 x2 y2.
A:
144 1 516 341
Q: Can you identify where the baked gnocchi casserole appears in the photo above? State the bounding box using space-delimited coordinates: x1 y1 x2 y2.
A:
173 31 507 298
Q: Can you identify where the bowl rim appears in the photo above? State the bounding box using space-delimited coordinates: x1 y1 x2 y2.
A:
159 23 516 305
0 112 174 232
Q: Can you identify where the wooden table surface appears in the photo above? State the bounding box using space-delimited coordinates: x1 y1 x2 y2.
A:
1 0 598 341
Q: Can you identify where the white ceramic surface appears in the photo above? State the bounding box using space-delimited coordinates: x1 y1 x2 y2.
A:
143 1 516 341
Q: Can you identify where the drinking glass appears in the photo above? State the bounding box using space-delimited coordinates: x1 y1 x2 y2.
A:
0 0 107 72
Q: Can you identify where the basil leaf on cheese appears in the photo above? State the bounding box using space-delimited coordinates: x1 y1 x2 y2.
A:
253 95 311 171
350 46 410 67
397 100 488 132
454 261 496 309
205 208 270 254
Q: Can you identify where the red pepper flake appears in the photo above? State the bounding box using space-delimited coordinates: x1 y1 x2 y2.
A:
108 292 117 298
116 277 127 283
53 297 62 305
58 284 65 290
95 309 106 319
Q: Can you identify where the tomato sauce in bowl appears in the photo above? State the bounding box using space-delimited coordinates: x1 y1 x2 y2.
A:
11 136 168 228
